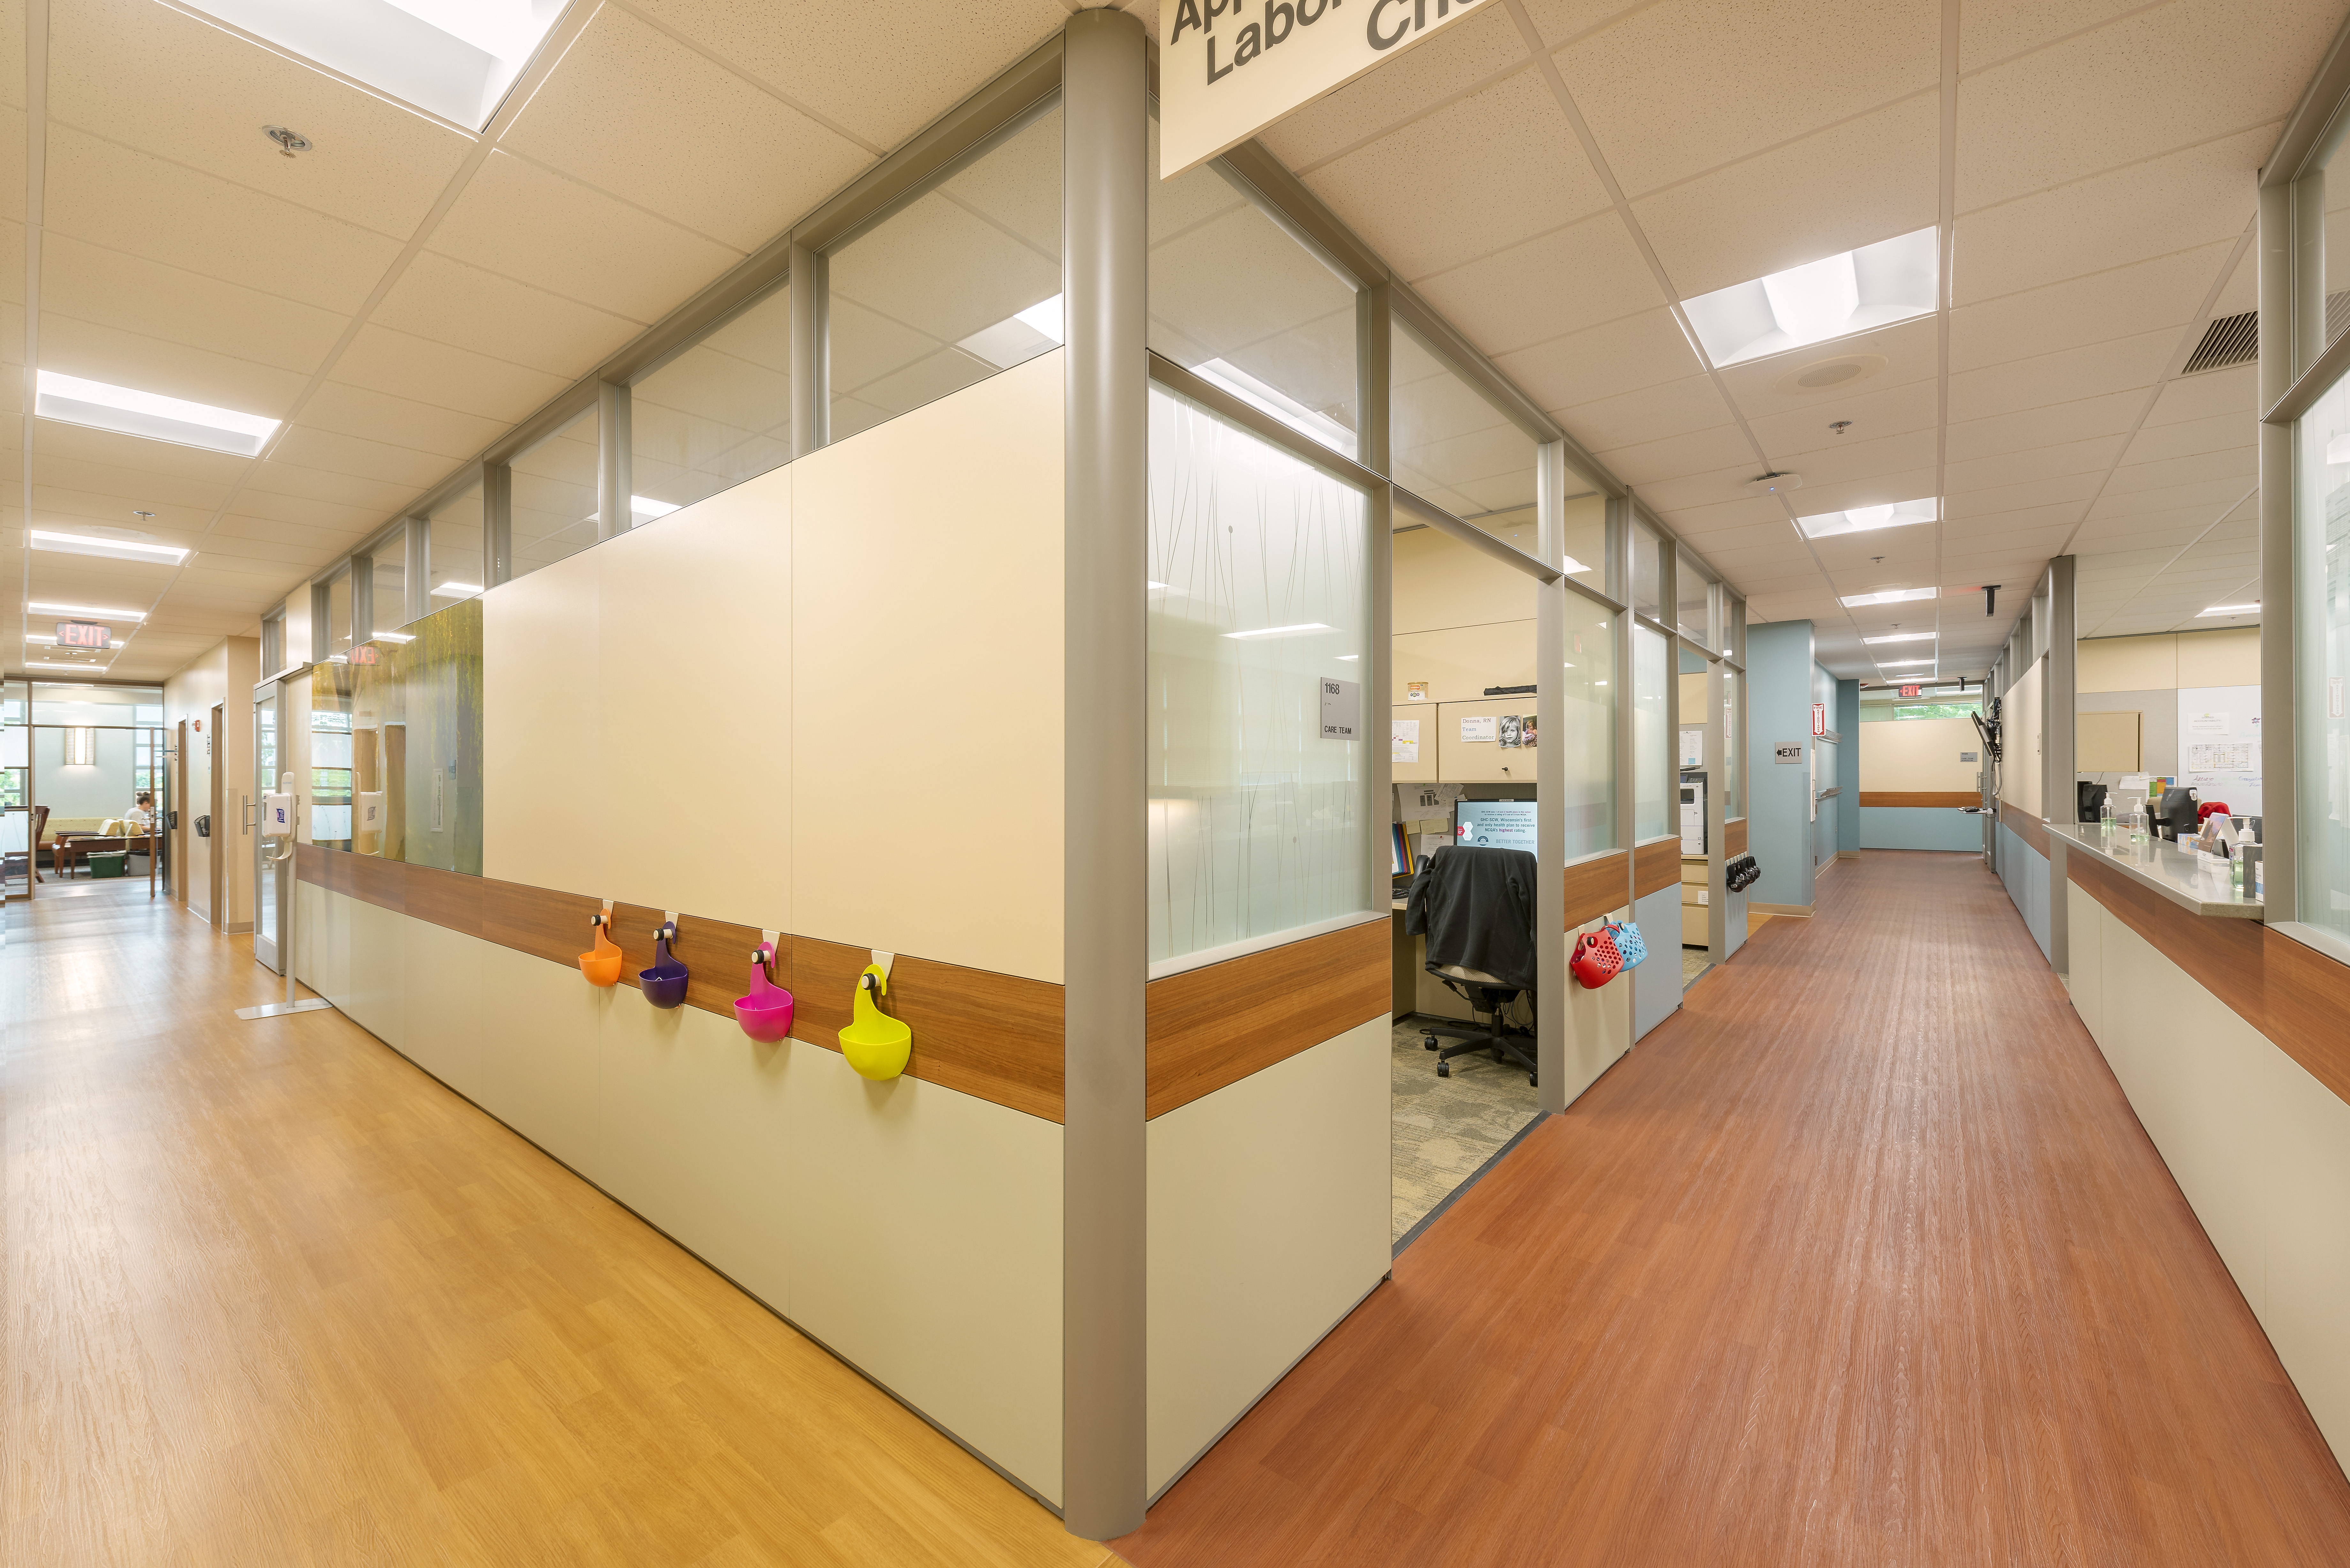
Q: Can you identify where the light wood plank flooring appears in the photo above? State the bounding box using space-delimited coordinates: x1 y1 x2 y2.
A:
1 879 1112 1568
1117 850 2350 1566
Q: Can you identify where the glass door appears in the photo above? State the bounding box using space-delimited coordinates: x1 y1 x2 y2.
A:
254 683 283 973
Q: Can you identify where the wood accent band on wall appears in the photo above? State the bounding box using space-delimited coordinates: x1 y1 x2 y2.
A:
2067 854 2350 1109
1862 791 1979 809
1564 850 1629 930
1633 838 1681 900
1725 818 1747 858
297 845 1065 1122
1998 801 2051 858
1144 919 1387 1120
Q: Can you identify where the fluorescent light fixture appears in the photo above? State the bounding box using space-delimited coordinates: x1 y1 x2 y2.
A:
1562 555 1591 575
1336 654 1360 661
28 600 145 621
1840 587 1938 608
35 370 279 456
179 0 565 130
1864 631 1935 645
1186 358 1358 457
1795 497 1938 540
2198 603 2259 616
1681 227 1940 369
1224 622 1332 640
372 631 415 643
631 495 679 521
958 294 1066 370
431 581 484 598
30 528 191 565
27 660 114 672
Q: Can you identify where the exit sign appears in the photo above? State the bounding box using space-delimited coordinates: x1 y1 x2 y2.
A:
55 620 108 649
1900 684 1922 698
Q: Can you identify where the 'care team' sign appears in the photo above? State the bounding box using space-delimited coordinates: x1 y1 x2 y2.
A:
1159 0 1489 178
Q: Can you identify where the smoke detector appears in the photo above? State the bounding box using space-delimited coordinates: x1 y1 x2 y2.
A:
1746 471 1802 497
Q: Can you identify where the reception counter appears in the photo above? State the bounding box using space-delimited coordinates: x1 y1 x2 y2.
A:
2048 822 2261 919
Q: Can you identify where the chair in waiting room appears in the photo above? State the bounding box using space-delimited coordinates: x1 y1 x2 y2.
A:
1402 844 1540 1087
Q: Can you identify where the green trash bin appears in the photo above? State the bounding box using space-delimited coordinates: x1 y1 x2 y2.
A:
87 850 127 879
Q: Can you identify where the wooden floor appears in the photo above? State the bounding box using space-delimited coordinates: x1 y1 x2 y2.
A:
0 879 1112 1568
1118 850 2350 1567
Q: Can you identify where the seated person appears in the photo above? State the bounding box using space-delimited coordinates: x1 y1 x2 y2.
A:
123 792 156 834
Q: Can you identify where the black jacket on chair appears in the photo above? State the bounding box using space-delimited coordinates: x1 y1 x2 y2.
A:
1404 845 1538 991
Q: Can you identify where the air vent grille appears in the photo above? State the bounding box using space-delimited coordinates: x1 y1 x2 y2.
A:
2182 292 2350 375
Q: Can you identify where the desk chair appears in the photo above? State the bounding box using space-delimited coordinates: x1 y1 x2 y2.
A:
1402 844 1539 1088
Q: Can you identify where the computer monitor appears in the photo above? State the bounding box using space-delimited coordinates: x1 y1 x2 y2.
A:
1452 799 1538 854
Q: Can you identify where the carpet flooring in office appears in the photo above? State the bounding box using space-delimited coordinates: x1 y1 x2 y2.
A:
1388 1020 1538 1243
1117 849 2350 1567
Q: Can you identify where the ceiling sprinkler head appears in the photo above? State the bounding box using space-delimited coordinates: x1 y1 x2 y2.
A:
132 509 154 521
1829 420 1853 436
262 125 313 156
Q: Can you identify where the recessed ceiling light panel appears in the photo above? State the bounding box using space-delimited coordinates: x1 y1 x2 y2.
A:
183 0 565 130
1840 587 1938 607
28 600 146 621
1796 497 1938 539
36 370 277 456
1682 227 1940 369
30 528 191 564
1863 631 1936 645
2197 603 2259 616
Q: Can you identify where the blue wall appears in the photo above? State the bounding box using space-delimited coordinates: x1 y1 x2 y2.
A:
1862 806 1984 851
1998 822 2052 961
1746 621 1817 909
1836 678 1861 854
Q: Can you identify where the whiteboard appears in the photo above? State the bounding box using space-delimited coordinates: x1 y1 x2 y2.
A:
2177 685 2261 814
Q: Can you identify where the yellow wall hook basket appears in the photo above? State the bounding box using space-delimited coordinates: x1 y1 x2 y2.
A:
840 964 912 1080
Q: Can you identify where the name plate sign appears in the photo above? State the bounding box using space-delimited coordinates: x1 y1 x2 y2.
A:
1159 0 1491 178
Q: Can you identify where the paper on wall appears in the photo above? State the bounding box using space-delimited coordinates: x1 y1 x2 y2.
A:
1391 719 1420 763
1406 681 1429 701
1460 715 1498 743
2188 741 2255 773
2186 711 2230 735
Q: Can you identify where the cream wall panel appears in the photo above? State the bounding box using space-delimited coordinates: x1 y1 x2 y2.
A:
598 983 795 1314
2062 882 2102 1040
220 636 260 929
1146 1016 1391 1497
475 940 606 1180
481 552 607 895
1679 671 1707 718
2000 657 2043 816
343 893 407 1050
398 913 491 1113
1560 910 1634 1105
792 350 1064 981
1860 715 1981 792
1391 704 1435 783
785 1043 1064 1506
1436 697 1540 785
2076 710 2142 773
2175 626 2260 687
2077 633 2175 692
595 470 792 928
1392 525 1539 635
1392 621 1537 705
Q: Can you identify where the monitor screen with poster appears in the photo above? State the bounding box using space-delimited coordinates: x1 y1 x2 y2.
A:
1452 798 1538 854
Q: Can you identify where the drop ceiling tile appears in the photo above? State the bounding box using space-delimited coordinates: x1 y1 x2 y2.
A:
48 0 470 236
240 460 413 515
2084 480 2254 521
331 325 572 425
303 382 507 464
268 426 451 492
31 418 250 486
1945 471 2104 518
1658 490 1797 538
1588 423 1754 489
1304 71 1609 281
1956 1 2334 210
1779 468 1943 524
2209 241 2259 317
225 488 393 537
35 314 309 421
1553 374 1731 453
377 250 640 380
42 125 401 316
503 5 871 253
1713 316 1940 420
1953 128 2268 300
1559 0 1937 196
1634 94 1938 302
42 233 347 375
1943 389 2145 464
213 511 377 550
2118 411 2258 467
625 0 1070 152
1771 431 1940 493
1808 529 1939 573
1498 307 1704 411
432 151 740 325
1950 243 2225 373
1946 330 2172 423
1415 211 1662 358
28 455 231 515
1944 436 2130 495
1262 8 1533 170
1627 462 1766 513
2103 448 2258 497
2144 365 2259 426
1743 378 1940 464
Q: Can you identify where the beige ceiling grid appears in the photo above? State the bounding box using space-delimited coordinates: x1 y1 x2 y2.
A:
1252 0 2345 679
6 0 1086 682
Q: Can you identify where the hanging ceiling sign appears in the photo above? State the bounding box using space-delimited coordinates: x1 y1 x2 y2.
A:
1159 0 1492 179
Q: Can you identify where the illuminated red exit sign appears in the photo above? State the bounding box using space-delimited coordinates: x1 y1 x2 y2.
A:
55 620 108 648
1900 684 1922 698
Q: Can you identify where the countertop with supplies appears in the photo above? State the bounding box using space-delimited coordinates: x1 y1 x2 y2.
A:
2049 821 2263 920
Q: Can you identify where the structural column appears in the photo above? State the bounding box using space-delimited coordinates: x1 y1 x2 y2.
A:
1060 6 1148 1541
1534 444 1567 1111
